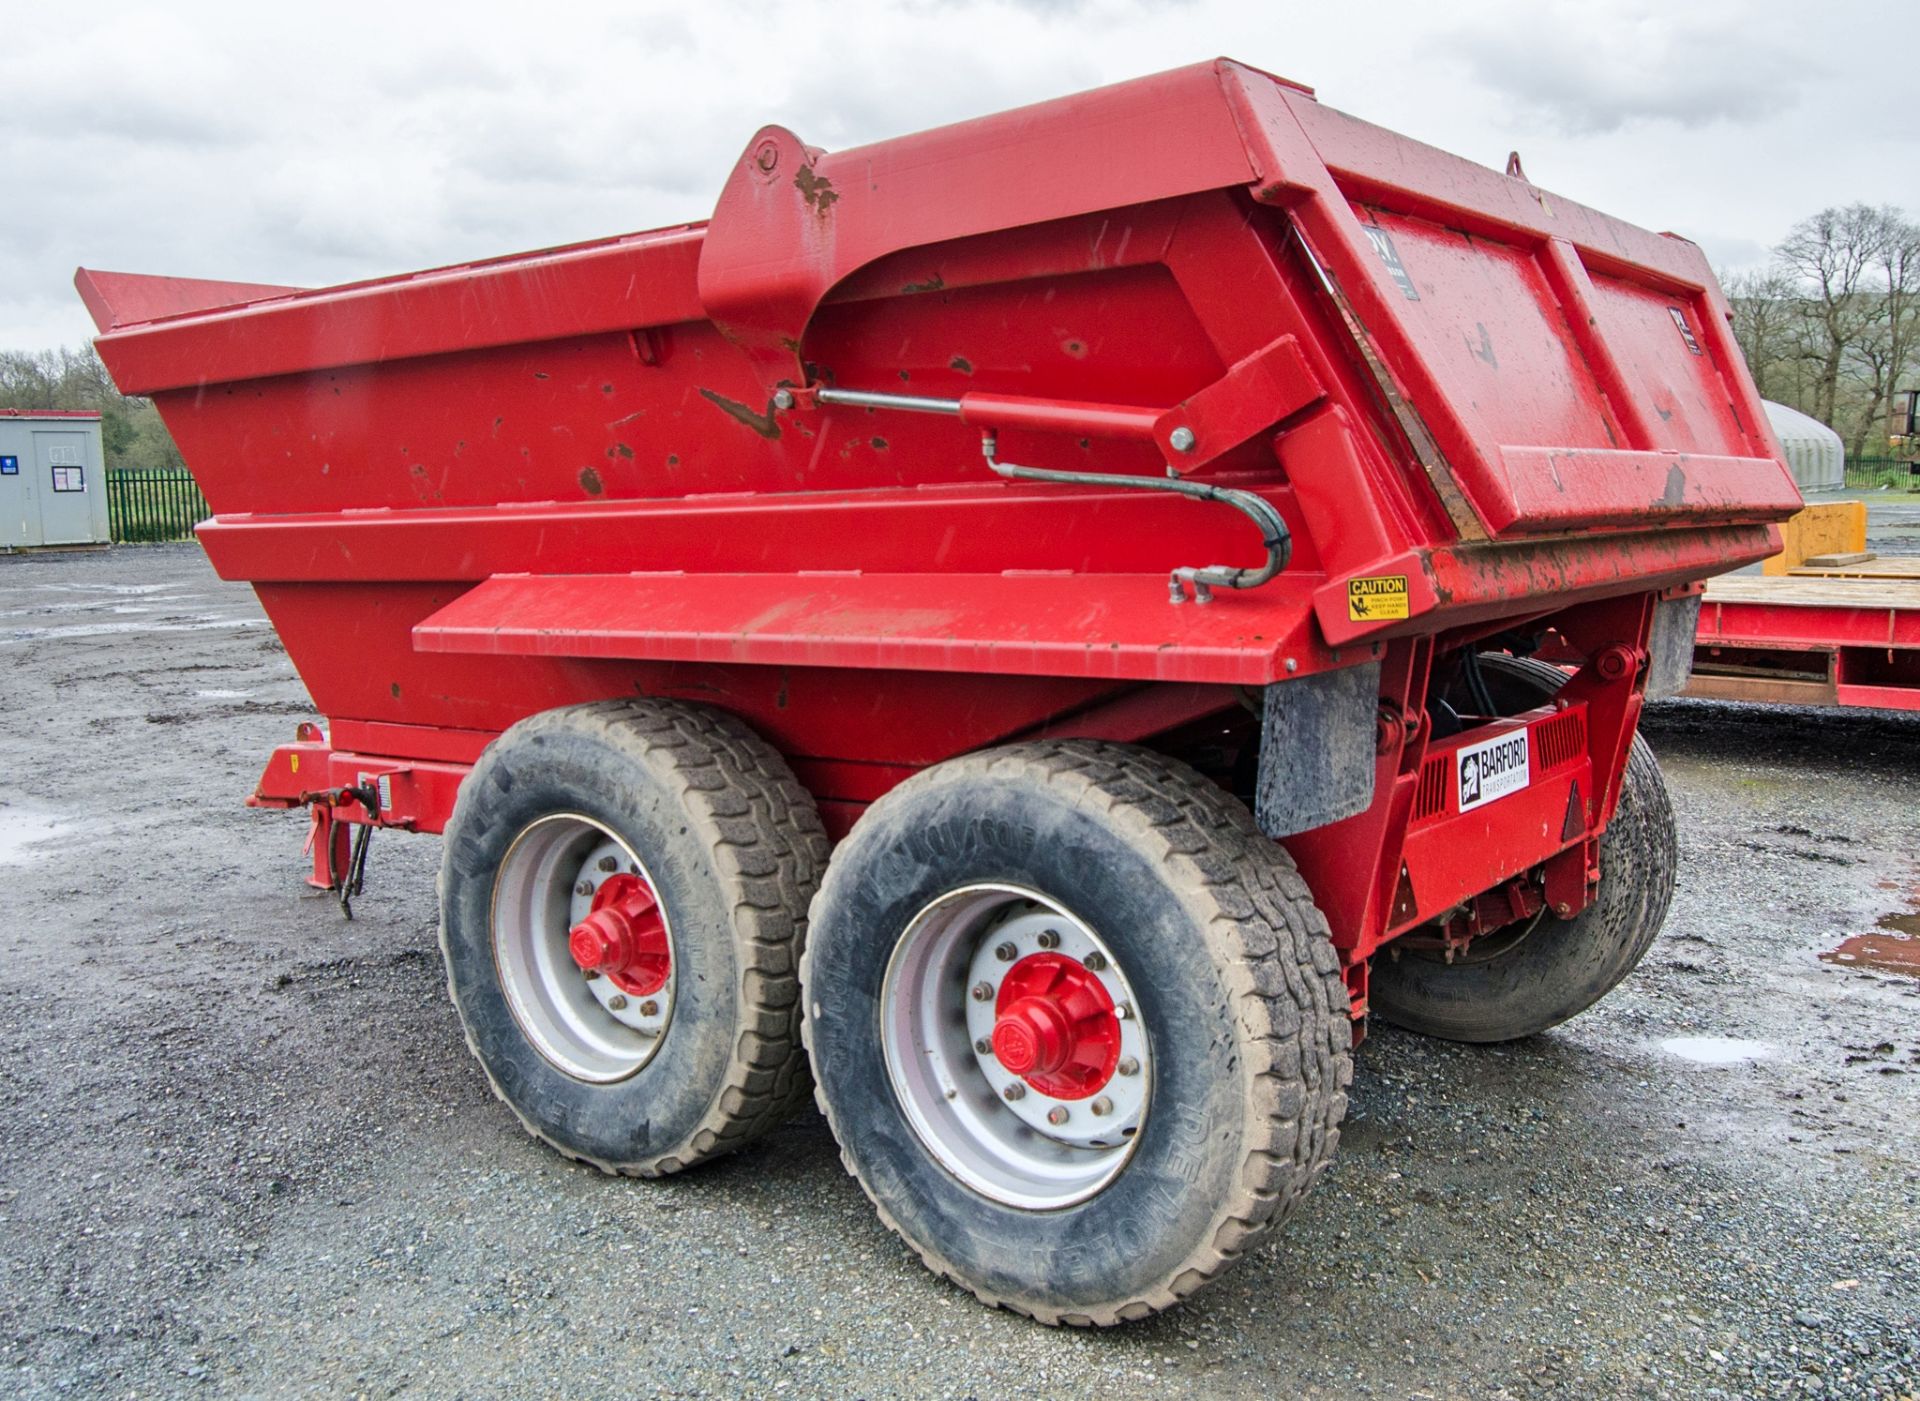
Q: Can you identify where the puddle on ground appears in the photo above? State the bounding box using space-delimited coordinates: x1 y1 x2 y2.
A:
1822 914 1920 979
0 618 263 646
1660 1036 1775 1065
0 809 75 866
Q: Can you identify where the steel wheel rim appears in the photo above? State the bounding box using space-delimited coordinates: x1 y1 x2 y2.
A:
492 813 676 1083
881 883 1150 1210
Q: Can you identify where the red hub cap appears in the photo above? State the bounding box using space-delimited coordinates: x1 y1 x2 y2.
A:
990 953 1120 1099
567 873 669 996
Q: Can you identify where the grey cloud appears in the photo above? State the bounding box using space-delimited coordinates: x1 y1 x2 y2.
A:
1443 13 1806 135
775 44 1102 150
16 87 253 149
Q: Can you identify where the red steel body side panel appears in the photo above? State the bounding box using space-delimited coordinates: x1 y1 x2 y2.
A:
90 230 707 394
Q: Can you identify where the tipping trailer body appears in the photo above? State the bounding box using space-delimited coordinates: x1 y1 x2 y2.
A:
82 58 1798 1015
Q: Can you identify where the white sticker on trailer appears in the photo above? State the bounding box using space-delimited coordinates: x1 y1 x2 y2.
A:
1457 730 1531 812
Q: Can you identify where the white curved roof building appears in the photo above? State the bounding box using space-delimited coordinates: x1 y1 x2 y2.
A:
1762 400 1844 491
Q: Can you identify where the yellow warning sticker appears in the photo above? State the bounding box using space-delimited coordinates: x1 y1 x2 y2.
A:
1347 575 1410 622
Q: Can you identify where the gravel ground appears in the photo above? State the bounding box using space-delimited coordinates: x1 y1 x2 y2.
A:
1 545 1915 1400
1863 500 1920 557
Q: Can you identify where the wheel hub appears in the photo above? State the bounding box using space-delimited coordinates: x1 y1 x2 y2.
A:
493 816 676 1083
990 954 1119 1097
880 885 1151 1209
568 873 670 995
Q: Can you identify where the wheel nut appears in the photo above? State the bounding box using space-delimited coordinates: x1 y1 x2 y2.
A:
994 941 1017 962
1115 1002 1133 1020
1036 929 1060 950
1002 1083 1026 1102
1117 1056 1139 1076
598 855 619 873
971 981 994 1002
608 995 628 1011
583 969 600 981
1091 1095 1113 1116
1083 951 1108 972
1047 1105 1069 1126
640 1000 659 1017
974 1037 994 1056
575 880 594 896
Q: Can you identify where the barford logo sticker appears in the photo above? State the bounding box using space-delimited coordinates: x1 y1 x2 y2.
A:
1457 729 1531 813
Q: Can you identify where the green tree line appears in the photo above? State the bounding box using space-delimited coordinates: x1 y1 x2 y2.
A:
0 345 183 469
1724 204 1920 460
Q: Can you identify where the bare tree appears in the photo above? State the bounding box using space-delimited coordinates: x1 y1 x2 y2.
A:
1849 218 1920 457
1721 265 1803 402
1774 205 1900 438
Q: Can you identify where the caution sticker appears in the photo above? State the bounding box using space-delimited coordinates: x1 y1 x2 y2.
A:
1346 575 1410 622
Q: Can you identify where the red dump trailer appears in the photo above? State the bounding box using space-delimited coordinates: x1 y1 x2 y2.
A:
82 59 1799 1324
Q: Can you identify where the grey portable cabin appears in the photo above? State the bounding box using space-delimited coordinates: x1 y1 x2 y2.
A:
0 411 110 549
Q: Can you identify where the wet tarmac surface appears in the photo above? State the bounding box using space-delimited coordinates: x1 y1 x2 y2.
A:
1 545 1915 1399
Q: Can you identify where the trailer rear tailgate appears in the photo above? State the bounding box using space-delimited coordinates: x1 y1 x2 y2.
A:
1241 75 1801 538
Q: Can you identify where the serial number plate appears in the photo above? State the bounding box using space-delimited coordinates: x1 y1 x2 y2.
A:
1457 729 1531 812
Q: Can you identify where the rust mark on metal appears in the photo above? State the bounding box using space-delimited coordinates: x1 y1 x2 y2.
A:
578 466 604 495
1061 338 1088 359
666 453 680 466
698 388 782 440
949 355 973 375
794 165 839 216
870 436 889 451
901 274 945 295
601 382 616 396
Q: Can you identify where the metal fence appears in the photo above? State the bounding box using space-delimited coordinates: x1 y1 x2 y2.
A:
1845 456 1920 491
105 468 209 543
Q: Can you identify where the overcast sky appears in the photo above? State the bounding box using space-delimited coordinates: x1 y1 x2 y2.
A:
3 0 1909 354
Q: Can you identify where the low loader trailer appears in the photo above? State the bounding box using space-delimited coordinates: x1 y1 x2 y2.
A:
83 59 1800 1323
1688 501 1920 711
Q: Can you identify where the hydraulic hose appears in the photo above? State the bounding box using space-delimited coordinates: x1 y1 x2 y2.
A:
809 386 1293 604
979 432 1291 604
